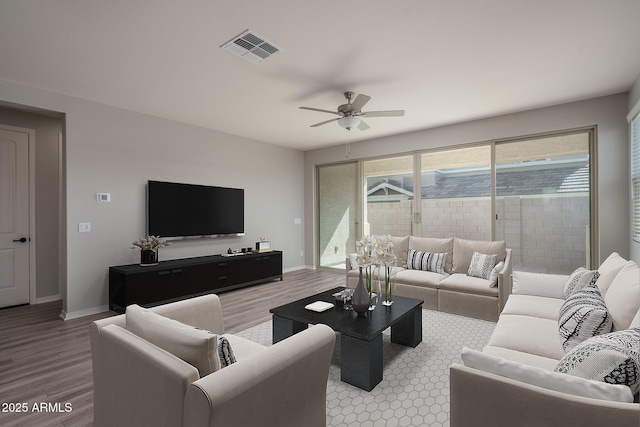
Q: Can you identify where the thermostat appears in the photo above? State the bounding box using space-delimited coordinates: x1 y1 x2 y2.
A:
97 193 111 203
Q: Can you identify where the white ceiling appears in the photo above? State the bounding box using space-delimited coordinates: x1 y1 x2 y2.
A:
1 1 639 151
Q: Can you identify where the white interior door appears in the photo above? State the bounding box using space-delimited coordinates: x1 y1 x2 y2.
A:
0 126 31 308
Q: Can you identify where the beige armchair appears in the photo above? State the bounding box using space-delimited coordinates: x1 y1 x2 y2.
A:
90 294 336 427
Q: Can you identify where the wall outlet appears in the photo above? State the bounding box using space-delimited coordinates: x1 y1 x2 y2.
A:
300 250 304 257
294 218 302 225
78 222 91 232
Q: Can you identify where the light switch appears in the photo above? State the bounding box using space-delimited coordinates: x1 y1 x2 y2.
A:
78 222 91 232
294 218 302 225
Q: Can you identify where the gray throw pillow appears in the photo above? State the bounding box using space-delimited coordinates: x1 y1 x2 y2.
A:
407 249 447 274
467 252 497 280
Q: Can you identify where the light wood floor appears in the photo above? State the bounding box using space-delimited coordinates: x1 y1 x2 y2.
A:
0 268 343 427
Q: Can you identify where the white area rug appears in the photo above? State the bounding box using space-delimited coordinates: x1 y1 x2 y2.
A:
236 309 496 427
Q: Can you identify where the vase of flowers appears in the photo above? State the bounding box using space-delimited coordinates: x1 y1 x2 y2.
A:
356 235 377 311
375 235 397 306
132 235 171 266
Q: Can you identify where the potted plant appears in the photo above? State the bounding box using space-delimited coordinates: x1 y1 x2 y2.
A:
132 235 171 266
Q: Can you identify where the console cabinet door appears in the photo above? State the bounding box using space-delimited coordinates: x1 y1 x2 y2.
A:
261 253 282 279
237 256 263 284
169 264 207 298
126 270 171 306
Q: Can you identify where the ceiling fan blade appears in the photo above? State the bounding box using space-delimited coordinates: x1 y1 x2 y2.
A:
310 117 340 127
362 110 405 117
358 120 370 130
299 106 340 115
350 94 371 111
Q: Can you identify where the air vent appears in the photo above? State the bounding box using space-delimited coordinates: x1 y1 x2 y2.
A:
221 30 281 64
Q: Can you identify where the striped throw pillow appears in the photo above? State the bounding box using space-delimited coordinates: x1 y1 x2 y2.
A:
467 252 498 280
564 267 600 299
558 283 613 351
407 249 447 274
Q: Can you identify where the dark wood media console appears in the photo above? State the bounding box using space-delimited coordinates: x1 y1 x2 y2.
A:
108 250 283 313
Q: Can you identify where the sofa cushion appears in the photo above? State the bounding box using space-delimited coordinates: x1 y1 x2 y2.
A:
408 236 453 273
482 345 560 371
389 235 410 268
563 267 599 299
501 294 564 321
407 249 447 274
467 252 498 280
438 274 498 297
558 283 613 351
603 260 640 331
394 269 444 289
452 238 506 274
462 347 634 403
554 328 640 395
595 252 628 295
487 314 566 360
631 309 640 329
511 271 567 299
126 304 220 376
224 334 267 359
488 261 504 288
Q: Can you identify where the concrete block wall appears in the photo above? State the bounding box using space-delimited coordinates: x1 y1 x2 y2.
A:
366 194 589 274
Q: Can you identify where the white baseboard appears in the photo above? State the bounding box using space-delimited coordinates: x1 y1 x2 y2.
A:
60 304 110 321
283 265 316 273
35 294 61 304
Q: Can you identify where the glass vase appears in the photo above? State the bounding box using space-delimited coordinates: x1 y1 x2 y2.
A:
140 249 159 266
382 265 395 306
352 267 370 316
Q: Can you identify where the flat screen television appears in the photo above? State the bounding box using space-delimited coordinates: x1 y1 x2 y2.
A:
147 180 244 239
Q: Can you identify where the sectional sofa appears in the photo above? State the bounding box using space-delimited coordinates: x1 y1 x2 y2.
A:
346 235 512 321
450 252 640 427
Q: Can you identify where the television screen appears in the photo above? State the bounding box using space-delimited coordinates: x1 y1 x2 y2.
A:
148 180 244 238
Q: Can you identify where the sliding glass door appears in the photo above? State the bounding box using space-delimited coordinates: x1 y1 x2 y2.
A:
419 145 492 240
362 155 415 237
317 162 358 269
495 131 593 273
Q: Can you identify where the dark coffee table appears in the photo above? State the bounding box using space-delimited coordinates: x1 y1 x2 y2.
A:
269 286 423 391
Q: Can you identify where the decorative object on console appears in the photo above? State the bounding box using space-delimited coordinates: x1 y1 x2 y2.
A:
132 235 170 266
255 236 272 253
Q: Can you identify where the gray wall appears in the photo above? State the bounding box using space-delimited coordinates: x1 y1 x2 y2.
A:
0 106 62 300
0 79 305 319
305 93 630 268
629 73 640 264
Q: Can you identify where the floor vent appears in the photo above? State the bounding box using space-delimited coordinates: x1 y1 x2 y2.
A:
221 30 281 64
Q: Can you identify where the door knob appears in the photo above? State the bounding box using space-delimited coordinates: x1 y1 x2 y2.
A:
13 237 27 243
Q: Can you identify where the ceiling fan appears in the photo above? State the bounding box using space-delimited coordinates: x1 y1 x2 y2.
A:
299 92 405 130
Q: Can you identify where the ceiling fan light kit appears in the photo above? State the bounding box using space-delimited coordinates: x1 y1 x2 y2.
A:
300 92 405 131
338 116 361 130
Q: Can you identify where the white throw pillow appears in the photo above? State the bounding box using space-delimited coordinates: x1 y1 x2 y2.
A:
603 261 640 331
467 252 497 280
126 304 221 376
511 271 567 299
488 261 504 288
595 252 628 295
558 283 612 351
563 267 599 299
555 328 640 395
461 347 633 403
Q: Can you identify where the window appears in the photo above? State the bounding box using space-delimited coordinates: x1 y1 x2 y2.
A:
631 110 640 242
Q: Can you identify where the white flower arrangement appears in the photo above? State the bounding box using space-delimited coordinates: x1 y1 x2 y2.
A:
131 235 171 252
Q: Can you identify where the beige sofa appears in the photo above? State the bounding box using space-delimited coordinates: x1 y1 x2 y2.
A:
346 236 512 321
450 252 640 427
90 294 336 427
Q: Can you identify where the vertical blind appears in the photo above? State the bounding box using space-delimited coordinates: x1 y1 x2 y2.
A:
632 110 640 242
